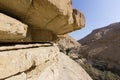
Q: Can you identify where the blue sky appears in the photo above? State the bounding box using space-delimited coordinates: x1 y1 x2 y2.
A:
70 0 120 40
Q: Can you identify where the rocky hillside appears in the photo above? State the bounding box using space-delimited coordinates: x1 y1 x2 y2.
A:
78 22 120 77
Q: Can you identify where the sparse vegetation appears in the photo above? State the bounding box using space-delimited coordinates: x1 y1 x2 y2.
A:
79 61 120 80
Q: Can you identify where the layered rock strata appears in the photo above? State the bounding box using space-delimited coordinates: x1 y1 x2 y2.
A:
0 43 92 80
0 0 85 42
0 13 27 41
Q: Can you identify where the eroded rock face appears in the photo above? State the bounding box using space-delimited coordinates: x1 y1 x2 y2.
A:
0 1 90 80
0 0 85 42
58 35 81 58
58 35 80 49
0 43 92 80
0 13 28 41
58 52 92 80
78 22 120 72
0 43 57 79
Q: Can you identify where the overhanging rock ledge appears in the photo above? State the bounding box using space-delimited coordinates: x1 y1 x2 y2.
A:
0 0 85 42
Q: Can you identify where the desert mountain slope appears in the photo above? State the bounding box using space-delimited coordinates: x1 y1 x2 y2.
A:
78 22 120 72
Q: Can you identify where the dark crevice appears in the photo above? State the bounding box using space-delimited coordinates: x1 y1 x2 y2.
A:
0 42 53 52
0 46 38 52
2 65 36 80
24 66 36 74
0 9 23 22
2 72 23 80
0 42 53 46
45 59 50 63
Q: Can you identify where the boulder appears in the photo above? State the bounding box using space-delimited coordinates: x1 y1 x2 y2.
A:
0 13 28 42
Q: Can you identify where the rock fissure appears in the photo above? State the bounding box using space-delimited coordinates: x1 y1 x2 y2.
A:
2 72 23 80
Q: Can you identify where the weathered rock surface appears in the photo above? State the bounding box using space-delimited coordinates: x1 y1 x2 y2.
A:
0 13 28 41
0 43 92 80
0 43 57 79
58 35 81 58
0 0 85 42
58 52 92 80
78 22 120 72
0 0 90 79
58 35 80 50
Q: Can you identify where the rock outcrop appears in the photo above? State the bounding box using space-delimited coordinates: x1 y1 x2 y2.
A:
0 43 92 80
58 35 81 58
78 22 120 73
0 0 85 42
58 35 80 50
0 1 92 80
0 13 28 42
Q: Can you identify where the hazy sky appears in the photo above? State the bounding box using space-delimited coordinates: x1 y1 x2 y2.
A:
70 0 120 40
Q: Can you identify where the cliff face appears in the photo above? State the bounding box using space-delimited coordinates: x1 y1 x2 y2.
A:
0 0 85 42
0 0 93 80
0 43 92 80
78 22 120 73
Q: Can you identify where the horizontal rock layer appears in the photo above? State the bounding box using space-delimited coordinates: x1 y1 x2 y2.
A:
0 0 85 39
0 43 92 80
0 13 27 41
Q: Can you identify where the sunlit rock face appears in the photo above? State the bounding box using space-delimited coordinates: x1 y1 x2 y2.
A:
78 22 120 71
0 1 92 80
0 13 28 42
0 43 92 80
0 0 85 42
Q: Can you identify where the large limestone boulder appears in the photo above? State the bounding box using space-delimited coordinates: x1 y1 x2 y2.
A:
0 13 28 42
0 0 85 42
0 43 92 80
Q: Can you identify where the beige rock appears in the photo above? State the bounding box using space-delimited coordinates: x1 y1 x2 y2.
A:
58 53 92 80
26 63 59 80
4 53 92 80
73 9 85 30
0 0 85 37
57 35 81 58
0 13 28 41
58 35 80 49
0 44 92 80
0 44 58 79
